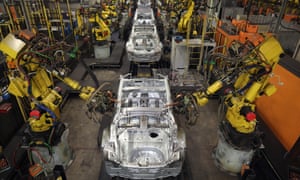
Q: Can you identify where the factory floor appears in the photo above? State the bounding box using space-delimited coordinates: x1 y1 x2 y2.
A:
61 55 237 180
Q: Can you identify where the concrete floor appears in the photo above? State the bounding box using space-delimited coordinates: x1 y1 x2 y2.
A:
61 53 237 179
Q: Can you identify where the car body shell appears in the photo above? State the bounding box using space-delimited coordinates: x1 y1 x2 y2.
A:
126 7 162 63
101 74 186 179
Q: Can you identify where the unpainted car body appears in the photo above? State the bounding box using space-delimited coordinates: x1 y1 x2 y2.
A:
102 74 186 179
137 0 152 8
126 7 162 63
133 8 155 25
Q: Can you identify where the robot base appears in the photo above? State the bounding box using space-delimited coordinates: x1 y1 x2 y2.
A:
31 128 74 174
212 130 254 175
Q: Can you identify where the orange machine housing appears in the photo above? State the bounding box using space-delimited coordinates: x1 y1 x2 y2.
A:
215 20 271 52
283 14 299 22
215 21 240 53
256 64 300 151
215 26 239 47
238 31 265 46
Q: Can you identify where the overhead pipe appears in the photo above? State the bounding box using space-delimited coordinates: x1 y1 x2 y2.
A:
275 0 288 34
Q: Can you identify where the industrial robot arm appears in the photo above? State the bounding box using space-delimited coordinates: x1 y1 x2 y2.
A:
51 70 95 101
192 36 284 133
0 32 95 133
89 11 111 42
177 0 195 33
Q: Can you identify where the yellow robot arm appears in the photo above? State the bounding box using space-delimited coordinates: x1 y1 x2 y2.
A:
89 13 111 41
177 0 195 33
52 71 95 101
192 36 284 133
75 9 86 36
28 109 54 132
192 80 223 106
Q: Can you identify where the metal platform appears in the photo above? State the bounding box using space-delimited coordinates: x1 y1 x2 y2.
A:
169 70 205 91
85 41 125 69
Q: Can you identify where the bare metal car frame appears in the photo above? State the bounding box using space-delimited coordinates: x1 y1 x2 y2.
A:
101 74 186 179
126 7 163 63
